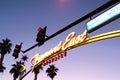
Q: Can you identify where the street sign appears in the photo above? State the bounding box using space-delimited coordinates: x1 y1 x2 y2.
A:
86 2 120 33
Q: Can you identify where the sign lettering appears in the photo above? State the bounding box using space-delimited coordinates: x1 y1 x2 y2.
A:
30 30 88 67
31 29 120 69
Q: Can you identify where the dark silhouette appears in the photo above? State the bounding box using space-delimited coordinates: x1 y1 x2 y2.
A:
46 64 59 80
12 42 23 59
19 55 28 79
21 55 28 62
33 65 43 80
0 38 12 72
9 61 25 80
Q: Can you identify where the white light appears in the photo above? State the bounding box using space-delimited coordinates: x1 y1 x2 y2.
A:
86 2 120 33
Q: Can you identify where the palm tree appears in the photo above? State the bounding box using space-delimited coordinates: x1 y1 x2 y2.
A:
33 65 43 80
20 55 28 73
19 55 28 79
46 64 59 80
9 61 25 80
0 38 12 72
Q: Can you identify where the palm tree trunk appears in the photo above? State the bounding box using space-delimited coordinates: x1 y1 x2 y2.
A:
34 74 38 80
0 54 5 65
0 54 5 71
14 77 17 80
19 73 23 80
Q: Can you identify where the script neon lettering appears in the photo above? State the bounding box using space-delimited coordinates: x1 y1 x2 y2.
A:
42 53 47 60
69 30 87 46
30 53 41 66
69 37 77 46
41 41 63 61
53 41 63 52
78 30 87 42
30 30 87 66
44 51 49 58
62 32 76 50
49 48 54 55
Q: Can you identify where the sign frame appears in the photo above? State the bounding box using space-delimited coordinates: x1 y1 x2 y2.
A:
86 2 120 33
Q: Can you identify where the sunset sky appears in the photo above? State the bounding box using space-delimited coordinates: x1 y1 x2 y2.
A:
0 0 120 80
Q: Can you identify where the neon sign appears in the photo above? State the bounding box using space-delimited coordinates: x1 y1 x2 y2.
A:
30 30 88 67
30 29 120 69
42 51 67 66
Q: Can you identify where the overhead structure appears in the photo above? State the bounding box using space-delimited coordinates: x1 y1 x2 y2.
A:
20 1 120 80
22 0 120 53
86 2 120 33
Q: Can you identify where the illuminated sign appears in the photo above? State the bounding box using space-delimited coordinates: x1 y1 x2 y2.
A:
42 51 67 66
30 30 88 67
86 2 120 33
30 29 120 69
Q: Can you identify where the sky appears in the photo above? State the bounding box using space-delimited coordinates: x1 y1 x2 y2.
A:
0 0 120 80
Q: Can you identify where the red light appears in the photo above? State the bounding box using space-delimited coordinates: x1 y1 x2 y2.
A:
57 54 61 60
42 63 46 66
51 58 54 62
64 51 67 56
48 60 51 64
54 57 57 61
37 27 43 32
61 53 63 58
46 61 49 65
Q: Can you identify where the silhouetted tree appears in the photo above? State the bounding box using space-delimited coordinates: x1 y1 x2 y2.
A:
0 38 12 72
33 65 43 80
9 61 25 80
46 64 59 80
19 55 28 79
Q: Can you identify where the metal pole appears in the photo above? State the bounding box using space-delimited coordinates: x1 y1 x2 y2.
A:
22 0 120 54
20 0 120 79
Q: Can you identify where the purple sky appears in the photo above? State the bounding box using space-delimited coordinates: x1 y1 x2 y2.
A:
0 0 120 80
